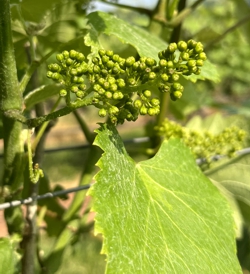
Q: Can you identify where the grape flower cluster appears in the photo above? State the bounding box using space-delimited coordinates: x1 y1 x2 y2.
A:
155 118 246 165
47 40 206 124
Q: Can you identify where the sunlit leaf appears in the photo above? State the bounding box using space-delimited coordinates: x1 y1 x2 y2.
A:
87 11 167 60
89 123 241 274
0 238 15 274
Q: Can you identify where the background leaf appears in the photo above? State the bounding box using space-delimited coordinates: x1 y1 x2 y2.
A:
89 123 241 274
86 11 167 60
0 238 15 274
24 84 61 109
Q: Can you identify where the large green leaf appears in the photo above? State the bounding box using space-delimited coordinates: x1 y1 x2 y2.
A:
86 11 167 60
89 123 241 274
24 84 61 109
0 238 15 274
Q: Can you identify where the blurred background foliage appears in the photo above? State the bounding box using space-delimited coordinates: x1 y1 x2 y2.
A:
1 0 250 273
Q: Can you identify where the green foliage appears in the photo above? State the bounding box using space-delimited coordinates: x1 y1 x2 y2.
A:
1 0 249 273
0 238 15 274
89 123 241 273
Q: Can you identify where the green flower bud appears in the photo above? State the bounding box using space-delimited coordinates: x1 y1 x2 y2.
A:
190 66 198 73
112 54 120 62
92 57 99 64
47 71 53 78
70 68 78 76
108 77 116 85
194 42 203 53
105 91 113 99
69 50 77 59
187 39 197 49
71 85 78 93
167 61 174 68
76 91 85 98
102 55 109 63
151 98 160 106
180 52 189 61
110 84 118 92
98 49 106 56
98 88 106 95
194 68 201 75
159 59 168 68
48 63 61 72
161 73 169 82
106 60 114 69
196 59 204 67
109 106 119 115
158 51 164 59
93 84 101 91
187 60 196 67
79 84 86 91
98 77 105 86
112 92 120 100
146 57 156 66
128 78 136 86
112 67 120 74
172 82 182 90
106 50 114 57
143 90 151 98
98 108 107 117
77 77 84 83
172 90 182 99
101 69 108 76
59 89 67 97
66 58 74 66
134 99 142 109
147 108 157 116
140 105 148 115
148 72 156 80
92 65 100 74
126 56 136 67
56 53 64 62
171 73 179 82
76 53 85 62
177 41 187 52
103 81 110 90
199 52 207 61
132 61 140 70
168 42 177 53
139 62 146 71
117 79 125 88
158 83 170 93
62 51 69 58
52 72 60 80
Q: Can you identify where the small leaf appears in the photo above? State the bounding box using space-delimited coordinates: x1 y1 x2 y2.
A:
0 238 15 274
86 11 167 60
206 153 250 225
89 123 241 274
24 84 61 109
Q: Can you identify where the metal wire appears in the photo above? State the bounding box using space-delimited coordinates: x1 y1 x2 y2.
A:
0 184 91 210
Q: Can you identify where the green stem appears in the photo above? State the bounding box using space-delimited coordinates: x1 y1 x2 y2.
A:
31 97 61 151
0 0 23 186
205 14 250 50
73 110 95 144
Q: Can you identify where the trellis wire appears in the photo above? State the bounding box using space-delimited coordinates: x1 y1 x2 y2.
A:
0 184 91 210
